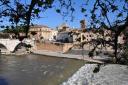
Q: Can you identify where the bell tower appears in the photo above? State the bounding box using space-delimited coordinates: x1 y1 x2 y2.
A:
80 19 86 32
80 20 86 29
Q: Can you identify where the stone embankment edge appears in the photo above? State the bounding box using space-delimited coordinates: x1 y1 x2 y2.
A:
32 50 104 64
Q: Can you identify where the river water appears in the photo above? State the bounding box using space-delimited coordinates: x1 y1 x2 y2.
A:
0 54 85 85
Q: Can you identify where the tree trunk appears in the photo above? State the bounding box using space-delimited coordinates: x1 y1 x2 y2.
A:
25 0 38 37
25 18 30 37
113 33 118 63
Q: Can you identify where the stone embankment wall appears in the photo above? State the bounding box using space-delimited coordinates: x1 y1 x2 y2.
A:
36 42 63 52
36 42 73 53
62 43 73 53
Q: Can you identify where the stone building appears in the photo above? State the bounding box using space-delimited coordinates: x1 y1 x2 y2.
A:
29 25 58 41
56 23 74 43
57 23 70 32
72 28 125 52
56 31 73 43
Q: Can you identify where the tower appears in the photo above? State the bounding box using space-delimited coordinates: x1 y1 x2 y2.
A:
80 19 86 32
80 19 86 29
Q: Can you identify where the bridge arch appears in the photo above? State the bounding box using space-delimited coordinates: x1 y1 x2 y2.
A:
0 39 34 53
13 42 28 52
0 43 8 53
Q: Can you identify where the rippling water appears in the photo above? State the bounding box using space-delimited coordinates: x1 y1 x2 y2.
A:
0 54 85 85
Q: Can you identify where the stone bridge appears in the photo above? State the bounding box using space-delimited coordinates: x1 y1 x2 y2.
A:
0 39 35 53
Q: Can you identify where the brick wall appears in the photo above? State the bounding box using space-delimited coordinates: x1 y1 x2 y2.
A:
36 42 63 52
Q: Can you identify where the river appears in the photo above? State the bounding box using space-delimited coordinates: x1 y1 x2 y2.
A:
0 54 85 85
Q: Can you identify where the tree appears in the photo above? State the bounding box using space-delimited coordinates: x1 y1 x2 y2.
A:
2 25 25 34
85 0 128 63
0 0 54 37
81 0 128 63
56 0 128 63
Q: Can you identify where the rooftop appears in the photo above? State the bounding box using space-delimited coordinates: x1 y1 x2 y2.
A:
30 25 50 29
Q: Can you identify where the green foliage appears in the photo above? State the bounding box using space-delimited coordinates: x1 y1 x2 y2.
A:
34 8 40 14
91 14 96 20
38 1 44 7
0 0 55 36
81 8 86 13
2 25 25 33
111 5 118 12
71 7 75 12
45 0 53 5
117 13 123 18
56 9 61 13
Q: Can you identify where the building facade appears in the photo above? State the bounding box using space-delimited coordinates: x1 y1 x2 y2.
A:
29 25 58 41
72 28 125 52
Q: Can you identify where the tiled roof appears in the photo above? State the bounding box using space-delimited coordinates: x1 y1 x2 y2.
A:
30 25 49 28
